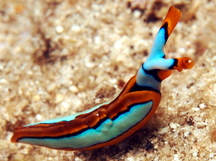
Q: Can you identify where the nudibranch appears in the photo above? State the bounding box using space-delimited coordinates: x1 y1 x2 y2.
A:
11 6 194 150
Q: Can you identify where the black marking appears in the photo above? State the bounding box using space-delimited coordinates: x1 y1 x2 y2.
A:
18 117 110 141
127 101 152 111
91 116 109 129
17 124 90 142
106 101 153 124
18 101 153 142
112 105 131 121
168 58 178 69
160 22 169 44
142 65 162 82
129 82 160 93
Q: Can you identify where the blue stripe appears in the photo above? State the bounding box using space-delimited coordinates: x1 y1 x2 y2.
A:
25 101 111 127
136 66 161 91
19 101 153 149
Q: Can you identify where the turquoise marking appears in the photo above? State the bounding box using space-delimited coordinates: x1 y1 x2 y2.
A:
19 101 153 149
25 101 111 126
136 28 175 90
144 28 174 70
144 58 175 70
147 28 166 60
145 28 175 71
11 7 194 151
136 66 161 91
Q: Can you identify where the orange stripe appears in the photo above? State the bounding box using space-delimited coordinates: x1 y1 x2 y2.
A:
11 76 160 147
161 6 181 37
11 76 146 142
59 91 161 151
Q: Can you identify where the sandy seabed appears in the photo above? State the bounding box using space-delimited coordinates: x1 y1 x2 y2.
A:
0 0 216 160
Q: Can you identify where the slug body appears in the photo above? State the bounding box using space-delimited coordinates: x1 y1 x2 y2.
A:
11 6 194 150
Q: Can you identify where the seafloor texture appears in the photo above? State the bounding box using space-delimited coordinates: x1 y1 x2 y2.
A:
0 0 216 160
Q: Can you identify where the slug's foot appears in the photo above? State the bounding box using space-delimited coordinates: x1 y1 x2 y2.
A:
174 57 194 72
